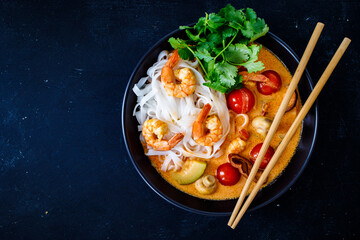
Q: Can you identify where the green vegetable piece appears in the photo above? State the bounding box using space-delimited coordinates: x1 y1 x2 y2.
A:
171 160 207 185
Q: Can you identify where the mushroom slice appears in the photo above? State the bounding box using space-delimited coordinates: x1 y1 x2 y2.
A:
228 154 268 184
195 175 217 195
286 91 297 112
252 116 272 136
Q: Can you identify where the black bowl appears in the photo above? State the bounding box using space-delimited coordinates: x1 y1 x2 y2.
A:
122 28 318 216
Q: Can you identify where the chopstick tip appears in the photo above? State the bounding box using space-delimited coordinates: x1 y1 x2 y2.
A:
344 37 351 43
317 22 325 27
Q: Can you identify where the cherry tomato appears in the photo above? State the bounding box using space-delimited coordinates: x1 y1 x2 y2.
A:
216 163 240 186
250 143 275 169
257 70 282 95
227 87 255 114
237 66 247 72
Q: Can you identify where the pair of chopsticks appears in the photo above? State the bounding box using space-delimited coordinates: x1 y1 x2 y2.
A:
228 22 351 229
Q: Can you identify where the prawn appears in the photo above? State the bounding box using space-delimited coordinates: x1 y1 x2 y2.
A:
192 103 223 146
142 119 184 151
240 71 269 83
227 137 246 154
239 71 278 89
160 50 196 98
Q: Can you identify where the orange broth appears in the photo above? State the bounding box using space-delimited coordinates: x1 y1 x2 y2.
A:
146 46 302 200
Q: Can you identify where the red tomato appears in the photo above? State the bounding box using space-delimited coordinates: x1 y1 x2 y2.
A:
257 70 282 95
249 143 275 169
237 66 247 72
216 163 240 186
227 87 255 114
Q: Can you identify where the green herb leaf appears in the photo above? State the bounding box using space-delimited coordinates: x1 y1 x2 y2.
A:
245 8 257 21
224 43 251 64
250 19 269 42
207 13 225 32
169 4 268 93
207 33 222 47
238 44 264 73
194 49 213 62
203 81 228 93
194 16 206 32
168 37 188 49
185 29 205 42
219 4 245 24
215 62 238 87
178 48 194 60
222 27 237 40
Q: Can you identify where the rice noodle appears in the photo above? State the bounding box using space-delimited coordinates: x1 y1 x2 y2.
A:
133 50 230 171
236 113 249 129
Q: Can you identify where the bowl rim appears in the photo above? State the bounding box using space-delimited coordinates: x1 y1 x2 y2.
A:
122 28 318 216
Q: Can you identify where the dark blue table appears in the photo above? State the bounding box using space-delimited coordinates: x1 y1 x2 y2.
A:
0 1 359 239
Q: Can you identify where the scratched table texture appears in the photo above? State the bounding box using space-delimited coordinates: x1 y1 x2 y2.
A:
0 0 359 239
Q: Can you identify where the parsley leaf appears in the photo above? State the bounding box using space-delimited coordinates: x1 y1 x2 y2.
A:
245 8 257 21
203 81 229 93
207 13 225 32
168 37 194 60
238 44 264 73
168 4 268 93
178 48 194 60
207 33 222 47
216 62 238 87
168 37 188 49
222 27 237 40
194 49 213 62
224 43 251 64
184 29 205 42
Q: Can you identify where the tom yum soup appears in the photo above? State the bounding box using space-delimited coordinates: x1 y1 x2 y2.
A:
132 5 301 200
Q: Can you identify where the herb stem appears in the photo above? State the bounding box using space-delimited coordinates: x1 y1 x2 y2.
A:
221 40 226 60
214 30 239 61
186 46 208 75
204 13 208 36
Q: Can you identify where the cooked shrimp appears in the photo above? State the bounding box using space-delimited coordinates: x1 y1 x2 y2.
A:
142 119 184 151
192 103 223 146
227 137 246 154
160 50 196 98
261 102 270 116
240 71 269 83
240 71 278 89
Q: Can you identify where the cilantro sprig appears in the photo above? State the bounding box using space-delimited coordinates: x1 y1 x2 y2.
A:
168 4 269 93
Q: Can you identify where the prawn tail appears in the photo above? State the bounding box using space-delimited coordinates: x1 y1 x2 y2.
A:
154 133 184 151
165 50 180 68
161 66 174 84
192 103 211 140
168 133 185 148
197 104 212 122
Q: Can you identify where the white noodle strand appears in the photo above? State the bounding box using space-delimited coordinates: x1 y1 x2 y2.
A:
132 51 230 171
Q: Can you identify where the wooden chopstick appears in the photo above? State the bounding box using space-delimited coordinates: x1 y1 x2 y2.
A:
230 37 351 229
227 22 324 227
